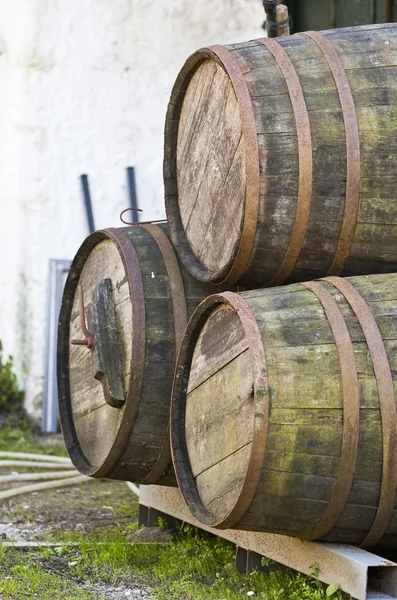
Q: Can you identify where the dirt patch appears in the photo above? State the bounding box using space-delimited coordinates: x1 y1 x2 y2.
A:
0 478 138 542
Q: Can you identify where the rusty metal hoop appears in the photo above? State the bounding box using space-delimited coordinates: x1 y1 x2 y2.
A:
140 223 188 485
301 280 360 540
324 276 397 549
258 38 313 286
302 32 361 276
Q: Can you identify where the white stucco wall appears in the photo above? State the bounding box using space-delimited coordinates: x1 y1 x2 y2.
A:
0 0 264 415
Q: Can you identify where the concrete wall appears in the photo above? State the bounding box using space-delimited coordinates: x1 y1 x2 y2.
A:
0 0 264 415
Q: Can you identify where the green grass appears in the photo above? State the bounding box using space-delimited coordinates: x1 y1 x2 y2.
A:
49 524 348 599
0 514 350 599
0 427 68 457
0 545 106 600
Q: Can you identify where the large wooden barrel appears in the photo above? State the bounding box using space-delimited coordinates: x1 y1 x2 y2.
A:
164 23 397 287
171 273 397 548
57 223 220 486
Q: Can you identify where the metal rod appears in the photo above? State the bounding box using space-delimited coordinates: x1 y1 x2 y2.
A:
80 174 95 234
70 286 95 350
127 167 140 223
120 207 144 225
263 0 278 38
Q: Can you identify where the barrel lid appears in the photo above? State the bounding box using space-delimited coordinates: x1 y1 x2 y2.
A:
165 47 260 285
58 228 145 478
171 292 269 528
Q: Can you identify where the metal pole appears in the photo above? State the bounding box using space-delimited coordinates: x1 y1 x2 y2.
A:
263 0 277 38
126 166 140 223
80 174 95 234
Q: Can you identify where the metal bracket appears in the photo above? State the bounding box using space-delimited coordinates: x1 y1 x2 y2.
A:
70 286 95 350
91 279 125 409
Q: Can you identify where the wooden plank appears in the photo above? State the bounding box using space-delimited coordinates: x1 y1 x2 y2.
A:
177 59 245 273
74 402 123 468
186 349 254 477
187 304 249 393
264 450 382 482
195 443 252 522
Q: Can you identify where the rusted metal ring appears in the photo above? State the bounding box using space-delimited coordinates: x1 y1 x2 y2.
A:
140 224 188 485
57 228 146 478
164 46 260 285
208 46 260 286
91 228 146 478
258 38 313 286
324 276 397 549
302 32 361 276
170 291 269 528
301 280 359 540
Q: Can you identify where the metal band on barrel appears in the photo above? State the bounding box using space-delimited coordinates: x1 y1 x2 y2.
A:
303 32 361 276
141 224 188 484
209 45 260 286
95 227 146 477
259 38 313 286
324 276 397 549
301 280 359 540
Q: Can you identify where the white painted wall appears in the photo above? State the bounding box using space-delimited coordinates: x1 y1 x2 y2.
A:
0 0 264 415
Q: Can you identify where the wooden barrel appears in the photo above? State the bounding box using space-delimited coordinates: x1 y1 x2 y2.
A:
57 223 220 485
171 273 397 548
164 23 397 287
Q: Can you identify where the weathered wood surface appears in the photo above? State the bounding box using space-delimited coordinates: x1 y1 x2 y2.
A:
176 59 245 274
91 278 125 409
68 239 130 470
171 272 397 548
58 223 220 486
186 313 254 520
165 24 397 287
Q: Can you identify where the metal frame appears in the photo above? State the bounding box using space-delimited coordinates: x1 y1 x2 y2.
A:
42 259 71 433
139 485 397 600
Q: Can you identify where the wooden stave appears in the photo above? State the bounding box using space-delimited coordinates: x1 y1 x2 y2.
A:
164 24 397 288
170 273 397 548
57 223 216 485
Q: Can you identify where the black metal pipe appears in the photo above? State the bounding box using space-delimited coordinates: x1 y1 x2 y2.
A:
263 0 278 38
126 166 139 223
80 174 95 234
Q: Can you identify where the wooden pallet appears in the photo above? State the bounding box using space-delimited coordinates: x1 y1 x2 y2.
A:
139 485 397 600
